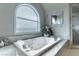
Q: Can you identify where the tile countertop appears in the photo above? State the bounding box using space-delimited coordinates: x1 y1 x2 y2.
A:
0 45 16 56
42 39 68 56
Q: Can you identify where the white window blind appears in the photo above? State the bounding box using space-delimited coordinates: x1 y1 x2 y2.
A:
16 4 40 33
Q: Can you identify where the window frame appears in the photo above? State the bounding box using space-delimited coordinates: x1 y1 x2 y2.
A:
14 4 41 35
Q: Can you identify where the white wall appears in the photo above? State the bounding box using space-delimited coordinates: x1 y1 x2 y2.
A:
0 3 45 37
42 3 70 39
72 13 79 30
0 3 16 36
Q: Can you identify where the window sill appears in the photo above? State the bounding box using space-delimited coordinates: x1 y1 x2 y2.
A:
14 32 42 36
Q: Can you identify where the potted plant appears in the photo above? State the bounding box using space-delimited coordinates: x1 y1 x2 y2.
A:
41 26 54 37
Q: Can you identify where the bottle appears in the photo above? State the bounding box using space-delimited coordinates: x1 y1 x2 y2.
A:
0 40 4 47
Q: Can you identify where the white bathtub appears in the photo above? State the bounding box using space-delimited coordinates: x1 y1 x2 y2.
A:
14 37 61 56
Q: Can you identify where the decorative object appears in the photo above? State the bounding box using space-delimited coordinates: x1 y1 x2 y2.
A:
51 11 64 25
0 37 12 48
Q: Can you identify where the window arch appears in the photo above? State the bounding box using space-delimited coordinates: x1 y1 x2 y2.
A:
15 4 40 33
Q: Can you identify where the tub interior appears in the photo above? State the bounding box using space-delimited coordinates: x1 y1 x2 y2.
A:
14 37 59 56
21 37 55 50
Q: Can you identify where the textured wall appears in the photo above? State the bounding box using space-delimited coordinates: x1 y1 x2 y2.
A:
42 3 70 40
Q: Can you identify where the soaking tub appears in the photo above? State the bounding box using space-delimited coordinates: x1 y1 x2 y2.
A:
14 37 61 56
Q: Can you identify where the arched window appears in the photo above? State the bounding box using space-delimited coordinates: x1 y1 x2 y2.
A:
15 4 40 33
